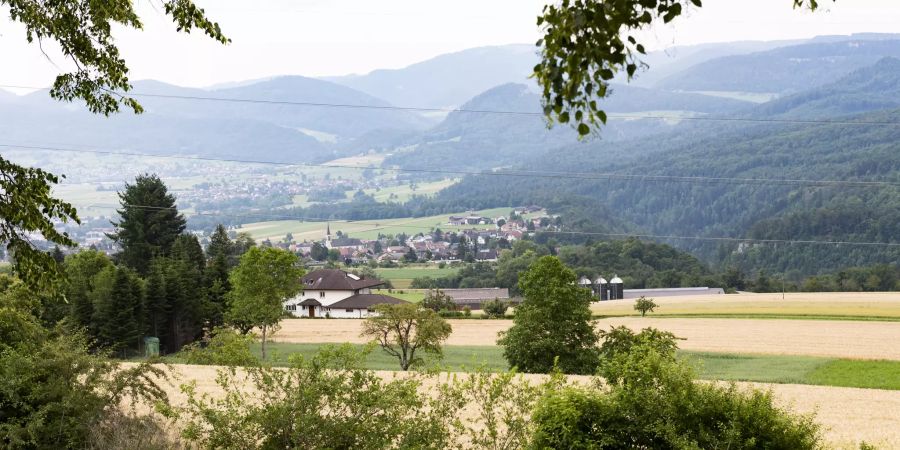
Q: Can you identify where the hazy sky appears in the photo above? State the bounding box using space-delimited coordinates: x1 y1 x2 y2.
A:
1 0 899 89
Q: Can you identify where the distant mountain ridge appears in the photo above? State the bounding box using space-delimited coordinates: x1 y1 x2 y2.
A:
657 38 900 94
325 44 539 109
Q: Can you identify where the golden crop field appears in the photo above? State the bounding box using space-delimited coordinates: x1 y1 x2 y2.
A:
273 313 900 360
591 291 900 318
151 363 900 449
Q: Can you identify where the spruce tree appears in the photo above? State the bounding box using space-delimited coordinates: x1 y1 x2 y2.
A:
144 258 171 339
92 267 144 356
63 250 112 333
109 174 186 275
206 225 233 327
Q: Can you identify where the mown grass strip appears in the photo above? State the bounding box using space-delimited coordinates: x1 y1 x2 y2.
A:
805 359 900 390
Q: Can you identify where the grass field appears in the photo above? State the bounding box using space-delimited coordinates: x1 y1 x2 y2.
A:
239 342 900 390
374 265 460 288
291 178 459 208
364 178 459 203
238 207 514 242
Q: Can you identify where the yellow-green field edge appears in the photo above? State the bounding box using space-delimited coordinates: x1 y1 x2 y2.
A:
163 343 900 391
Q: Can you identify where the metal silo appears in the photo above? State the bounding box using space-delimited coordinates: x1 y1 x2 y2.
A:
610 275 624 300
595 276 609 301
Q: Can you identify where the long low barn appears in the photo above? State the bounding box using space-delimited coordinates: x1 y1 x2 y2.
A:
440 288 514 310
620 287 725 299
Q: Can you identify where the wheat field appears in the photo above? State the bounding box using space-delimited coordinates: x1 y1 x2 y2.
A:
273 315 900 360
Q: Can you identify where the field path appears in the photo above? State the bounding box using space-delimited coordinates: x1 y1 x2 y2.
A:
273 317 900 360
157 363 900 448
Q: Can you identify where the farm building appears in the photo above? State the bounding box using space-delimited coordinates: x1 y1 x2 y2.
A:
284 269 407 318
439 288 514 310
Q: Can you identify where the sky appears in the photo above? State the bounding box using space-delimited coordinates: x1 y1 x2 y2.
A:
1 0 900 89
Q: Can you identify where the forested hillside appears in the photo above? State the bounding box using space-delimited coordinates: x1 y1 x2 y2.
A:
421 60 900 276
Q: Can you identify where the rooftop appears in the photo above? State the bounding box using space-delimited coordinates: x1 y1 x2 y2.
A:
302 269 384 291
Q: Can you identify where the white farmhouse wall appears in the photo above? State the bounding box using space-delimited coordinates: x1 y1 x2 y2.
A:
284 288 379 318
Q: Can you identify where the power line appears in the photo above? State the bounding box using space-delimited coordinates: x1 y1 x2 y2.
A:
86 202 900 248
4 83 900 127
3 142 899 189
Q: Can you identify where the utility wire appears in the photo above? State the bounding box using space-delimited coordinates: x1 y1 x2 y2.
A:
3 84 900 127
86 202 900 248
3 142 899 189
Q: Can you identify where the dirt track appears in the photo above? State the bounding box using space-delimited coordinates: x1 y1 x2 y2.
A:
160 364 900 449
272 317 900 360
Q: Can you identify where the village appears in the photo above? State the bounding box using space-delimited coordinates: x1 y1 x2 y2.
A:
262 206 554 265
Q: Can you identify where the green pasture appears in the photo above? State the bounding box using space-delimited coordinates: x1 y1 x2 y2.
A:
375 265 461 288
227 343 900 391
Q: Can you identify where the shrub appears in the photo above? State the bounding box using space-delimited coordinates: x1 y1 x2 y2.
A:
174 345 462 449
181 327 258 367
531 334 821 449
462 305 472 317
438 309 464 318
482 298 508 318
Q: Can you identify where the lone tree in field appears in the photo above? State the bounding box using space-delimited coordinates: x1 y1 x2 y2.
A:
226 247 304 360
361 303 452 371
497 256 600 374
634 296 658 317
421 289 456 312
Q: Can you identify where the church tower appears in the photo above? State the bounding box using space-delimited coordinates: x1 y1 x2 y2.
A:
325 223 333 249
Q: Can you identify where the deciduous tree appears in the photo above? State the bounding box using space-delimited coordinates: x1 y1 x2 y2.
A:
361 303 452 371
0 156 79 293
633 296 658 317
497 256 600 374
225 247 304 359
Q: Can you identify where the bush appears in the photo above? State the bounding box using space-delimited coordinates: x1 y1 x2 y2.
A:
438 309 464 318
482 298 508 318
181 327 258 367
462 305 472 317
531 333 821 449
174 345 462 449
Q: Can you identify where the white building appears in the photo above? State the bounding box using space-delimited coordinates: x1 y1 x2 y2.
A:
283 269 407 318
